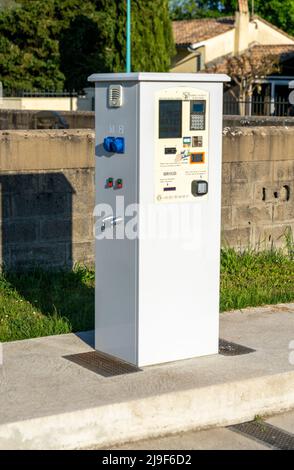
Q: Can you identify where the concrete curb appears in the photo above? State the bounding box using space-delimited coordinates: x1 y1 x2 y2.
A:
1 370 294 449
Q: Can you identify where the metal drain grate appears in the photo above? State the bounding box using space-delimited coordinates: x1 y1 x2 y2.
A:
229 421 294 450
64 350 141 377
219 339 255 356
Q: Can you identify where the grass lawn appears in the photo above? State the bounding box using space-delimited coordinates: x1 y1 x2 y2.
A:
0 266 94 342
0 248 293 342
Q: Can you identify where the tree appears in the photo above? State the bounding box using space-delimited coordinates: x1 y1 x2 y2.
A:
94 0 174 74
0 0 18 9
170 1 294 37
59 0 174 89
0 0 65 92
253 0 294 37
169 0 237 19
207 51 280 115
129 0 174 73
0 0 175 92
56 0 116 91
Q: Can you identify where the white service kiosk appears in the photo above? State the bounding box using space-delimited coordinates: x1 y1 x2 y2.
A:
88 73 230 367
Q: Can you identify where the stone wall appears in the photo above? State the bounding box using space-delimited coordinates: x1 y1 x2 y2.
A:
223 116 294 128
0 127 293 269
2 109 294 131
0 130 95 269
0 109 95 130
222 127 294 249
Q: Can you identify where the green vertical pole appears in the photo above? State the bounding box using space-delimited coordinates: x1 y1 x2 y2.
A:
126 0 131 72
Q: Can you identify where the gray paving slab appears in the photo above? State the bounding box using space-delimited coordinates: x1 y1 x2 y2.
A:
107 427 269 450
266 410 294 434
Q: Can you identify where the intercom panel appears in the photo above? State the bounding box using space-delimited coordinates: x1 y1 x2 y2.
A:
155 87 209 203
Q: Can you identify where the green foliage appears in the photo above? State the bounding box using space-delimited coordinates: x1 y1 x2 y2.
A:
0 0 174 92
170 0 294 37
93 0 174 74
169 0 237 19
220 248 294 312
253 0 294 37
0 265 94 342
0 0 18 9
0 0 64 91
132 0 174 72
57 1 115 91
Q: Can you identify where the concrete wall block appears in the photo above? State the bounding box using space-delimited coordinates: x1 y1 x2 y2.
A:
71 242 94 265
72 217 93 241
1 220 38 244
230 183 254 203
223 128 294 164
0 109 95 131
221 227 251 249
11 192 70 218
40 219 71 241
253 224 294 250
270 129 294 161
9 243 67 269
221 206 232 228
221 183 231 206
222 163 231 184
38 172 75 194
40 217 93 243
72 191 95 216
0 173 39 194
223 130 255 163
0 130 95 172
254 182 291 204
252 128 272 161
273 160 294 182
232 204 273 227
231 161 273 183
273 202 294 222
63 169 95 192
0 193 12 219
254 183 270 204
222 182 254 207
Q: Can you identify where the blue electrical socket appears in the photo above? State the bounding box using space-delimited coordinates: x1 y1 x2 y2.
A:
103 136 125 154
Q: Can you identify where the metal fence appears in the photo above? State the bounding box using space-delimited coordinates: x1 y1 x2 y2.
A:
223 96 292 117
3 89 78 98
1 89 292 117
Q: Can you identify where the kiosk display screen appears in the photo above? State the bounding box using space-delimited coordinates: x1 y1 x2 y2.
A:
159 100 182 139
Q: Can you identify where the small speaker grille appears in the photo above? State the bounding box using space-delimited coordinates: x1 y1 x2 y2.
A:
108 85 123 107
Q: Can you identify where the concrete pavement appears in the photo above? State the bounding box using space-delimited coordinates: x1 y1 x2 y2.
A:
0 303 294 449
266 409 294 434
107 427 269 450
107 409 294 450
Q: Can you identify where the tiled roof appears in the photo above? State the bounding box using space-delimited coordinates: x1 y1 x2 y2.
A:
173 15 294 47
251 44 294 60
206 44 294 73
173 17 235 46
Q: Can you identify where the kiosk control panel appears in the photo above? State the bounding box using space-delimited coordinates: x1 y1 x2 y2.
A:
155 87 209 203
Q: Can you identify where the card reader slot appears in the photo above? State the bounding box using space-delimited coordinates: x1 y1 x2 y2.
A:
164 147 177 155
